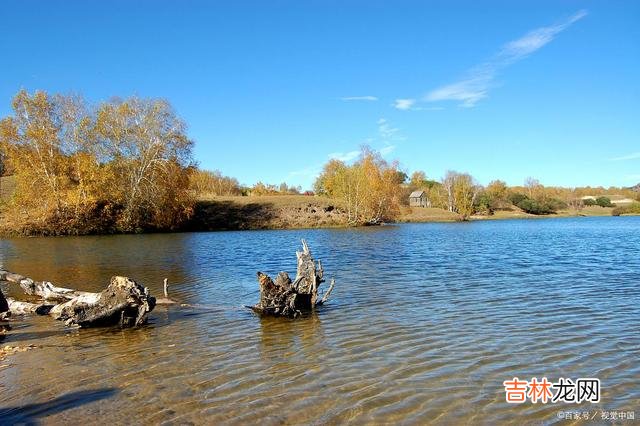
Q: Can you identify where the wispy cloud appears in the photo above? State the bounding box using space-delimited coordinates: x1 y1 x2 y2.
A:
394 99 445 111
340 96 378 102
609 152 640 161
287 119 402 185
328 150 360 162
288 164 322 178
377 118 404 157
378 118 400 140
500 9 587 60
324 118 403 166
379 145 396 156
424 10 587 108
394 98 416 110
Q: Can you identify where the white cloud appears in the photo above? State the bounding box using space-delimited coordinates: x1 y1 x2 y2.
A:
328 150 360 162
609 152 640 161
340 96 378 101
425 10 587 108
378 118 402 157
425 68 493 108
394 98 416 110
500 9 587 60
324 118 403 167
379 145 396 156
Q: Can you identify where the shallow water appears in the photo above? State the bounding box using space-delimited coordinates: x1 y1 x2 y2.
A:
1 217 639 425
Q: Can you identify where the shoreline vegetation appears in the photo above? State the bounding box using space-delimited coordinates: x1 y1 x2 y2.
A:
1 179 637 236
1 90 639 237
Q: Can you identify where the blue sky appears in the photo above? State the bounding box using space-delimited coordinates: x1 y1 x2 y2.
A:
1 1 638 189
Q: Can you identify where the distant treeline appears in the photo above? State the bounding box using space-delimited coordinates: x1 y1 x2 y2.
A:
189 169 305 197
312 147 640 224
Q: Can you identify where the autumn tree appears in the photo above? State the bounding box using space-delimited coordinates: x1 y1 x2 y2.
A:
453 173 479 220
55 93 103 213
442 170 457 212
486 180 508 203
314 159 345 196
0 90 195 234
525 177 542 198
439 170 479 220
410 171 427 188
94 97 194 230
190 169 241 196
0 90 69 215
315 147 403 225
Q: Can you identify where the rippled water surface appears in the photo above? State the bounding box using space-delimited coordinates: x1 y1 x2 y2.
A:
1 217 639 425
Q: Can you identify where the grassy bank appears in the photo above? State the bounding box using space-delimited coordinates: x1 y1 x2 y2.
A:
186 194 350 231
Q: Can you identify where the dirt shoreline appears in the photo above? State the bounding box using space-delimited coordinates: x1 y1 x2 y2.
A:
1 194 636 237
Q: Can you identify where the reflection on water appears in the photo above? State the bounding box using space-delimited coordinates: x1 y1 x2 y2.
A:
1 217 639 424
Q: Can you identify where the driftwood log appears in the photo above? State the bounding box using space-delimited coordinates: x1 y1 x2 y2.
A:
251 240 335 317
0 270 155 328
0 287 9 320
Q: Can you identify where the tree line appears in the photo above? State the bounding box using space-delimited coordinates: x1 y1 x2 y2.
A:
313 147 640 224
188 169 305 197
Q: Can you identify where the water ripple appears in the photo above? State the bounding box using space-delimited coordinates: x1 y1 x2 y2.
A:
0 217 639 424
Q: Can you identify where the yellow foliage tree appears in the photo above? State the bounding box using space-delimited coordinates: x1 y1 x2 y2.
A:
315 147 402 225
0 90 195 234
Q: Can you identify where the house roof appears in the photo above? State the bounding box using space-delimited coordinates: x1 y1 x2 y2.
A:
409 190 425 198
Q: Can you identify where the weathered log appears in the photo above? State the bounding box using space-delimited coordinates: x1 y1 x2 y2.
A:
18 279 92 302
251 240 335 317
1 270 156 328
6 298 54 315
49 276 156 327
0 270 91 302
0 287 9 320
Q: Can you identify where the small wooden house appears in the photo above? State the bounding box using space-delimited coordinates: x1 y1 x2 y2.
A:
409 190 430 207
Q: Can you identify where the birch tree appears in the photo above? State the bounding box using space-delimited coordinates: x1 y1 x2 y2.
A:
441 170 479 220
314 147 402 225
94 97 194 230
0 90 67 214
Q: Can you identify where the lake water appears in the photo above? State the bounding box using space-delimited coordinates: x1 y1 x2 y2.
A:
1 217 639 425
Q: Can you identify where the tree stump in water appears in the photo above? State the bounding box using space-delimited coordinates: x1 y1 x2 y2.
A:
0 270 155 328
251 240 335 317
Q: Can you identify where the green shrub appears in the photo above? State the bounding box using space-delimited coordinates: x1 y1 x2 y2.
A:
517 199 549 214
508 192 528 206
596 196 614 207
474 193 494 215
515 197 565 215
548 198 568 210
583 198 597 206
